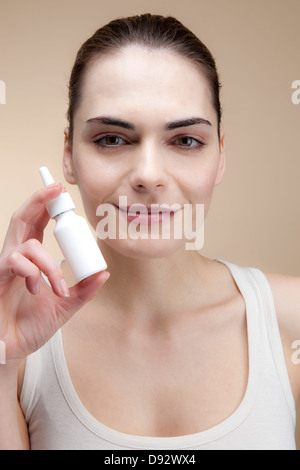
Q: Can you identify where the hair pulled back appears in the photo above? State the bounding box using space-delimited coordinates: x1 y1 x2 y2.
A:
67 14 222 142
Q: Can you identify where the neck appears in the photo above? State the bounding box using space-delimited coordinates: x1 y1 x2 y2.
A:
95 242 214 328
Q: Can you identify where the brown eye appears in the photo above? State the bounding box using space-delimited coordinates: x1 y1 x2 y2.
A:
173 136 204 149
94 135 127 147
178 137 193 147
104 135 122 145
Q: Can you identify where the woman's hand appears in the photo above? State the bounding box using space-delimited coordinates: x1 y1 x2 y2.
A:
0 183 110 368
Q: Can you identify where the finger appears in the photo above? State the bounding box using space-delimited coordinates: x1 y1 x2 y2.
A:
2 239 68 298
72 271 111 302
2 183 63 252
56 271 110 322
13 183 62 225
16 239 68 297
4 251 41 295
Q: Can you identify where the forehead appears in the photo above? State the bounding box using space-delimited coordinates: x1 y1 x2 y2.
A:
78 46 215 124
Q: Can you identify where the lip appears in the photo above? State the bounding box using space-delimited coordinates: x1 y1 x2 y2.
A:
116 204 181 225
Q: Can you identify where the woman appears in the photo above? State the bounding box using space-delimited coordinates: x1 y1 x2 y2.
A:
0 14 299 450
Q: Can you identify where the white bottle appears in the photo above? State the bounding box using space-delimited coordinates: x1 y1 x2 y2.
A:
39 166 107 283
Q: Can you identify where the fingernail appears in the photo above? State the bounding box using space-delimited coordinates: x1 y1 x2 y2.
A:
59 278 70 297
46 182 60 190
102 272 110 283
32 281 40 295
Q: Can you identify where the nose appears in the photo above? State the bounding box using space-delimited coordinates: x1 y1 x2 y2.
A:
129 141 168 193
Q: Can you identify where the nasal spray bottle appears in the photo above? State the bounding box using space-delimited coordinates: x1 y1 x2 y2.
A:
39 167 107 283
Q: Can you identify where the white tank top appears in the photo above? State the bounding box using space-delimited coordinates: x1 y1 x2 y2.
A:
20 260 297 450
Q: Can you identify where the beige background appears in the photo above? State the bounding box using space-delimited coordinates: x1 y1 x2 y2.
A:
0 0 300 448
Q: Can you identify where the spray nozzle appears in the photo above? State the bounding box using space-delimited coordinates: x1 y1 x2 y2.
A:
39 166 56 187
39 166 76 218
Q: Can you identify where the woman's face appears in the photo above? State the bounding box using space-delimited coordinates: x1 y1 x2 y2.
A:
63 46 225 259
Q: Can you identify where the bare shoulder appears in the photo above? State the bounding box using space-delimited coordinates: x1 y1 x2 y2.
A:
264 271 300 400
263 271 300 335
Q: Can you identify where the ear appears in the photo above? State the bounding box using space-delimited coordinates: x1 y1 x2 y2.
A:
63 127 77 185
214 130 226 186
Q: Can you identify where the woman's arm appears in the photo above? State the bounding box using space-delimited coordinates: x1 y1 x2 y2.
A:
0 364 30 450
0 183 110 450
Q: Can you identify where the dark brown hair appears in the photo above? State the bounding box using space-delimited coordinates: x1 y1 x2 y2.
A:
67 14 222 142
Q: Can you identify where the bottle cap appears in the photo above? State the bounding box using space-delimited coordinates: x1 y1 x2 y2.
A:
39 166 76 218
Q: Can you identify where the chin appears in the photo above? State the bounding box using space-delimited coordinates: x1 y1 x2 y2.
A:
102 237 187 260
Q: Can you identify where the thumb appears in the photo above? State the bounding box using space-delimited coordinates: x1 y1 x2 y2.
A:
56 270 110 321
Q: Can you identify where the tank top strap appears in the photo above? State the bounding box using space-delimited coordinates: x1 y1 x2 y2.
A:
216 259 296 426
247 265 296 425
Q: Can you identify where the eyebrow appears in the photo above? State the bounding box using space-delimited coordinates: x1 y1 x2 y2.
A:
165 117 212 130
85 116 135 130
85 116 212 131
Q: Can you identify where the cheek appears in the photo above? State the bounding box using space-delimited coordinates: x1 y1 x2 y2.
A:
187 162 219 205
78 186 99 230
73 168 129 234
72 167 107 229
185 166 218 236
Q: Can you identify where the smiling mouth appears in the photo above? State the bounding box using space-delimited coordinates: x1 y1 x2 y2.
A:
116 204 181 225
